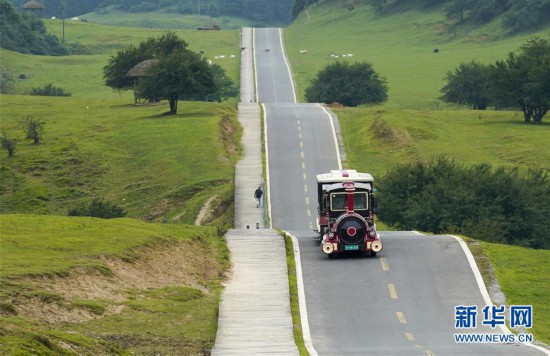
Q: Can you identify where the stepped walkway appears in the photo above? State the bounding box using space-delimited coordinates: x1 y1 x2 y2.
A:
211 28 299 355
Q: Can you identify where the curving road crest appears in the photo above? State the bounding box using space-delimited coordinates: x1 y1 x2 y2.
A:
255 27 549 356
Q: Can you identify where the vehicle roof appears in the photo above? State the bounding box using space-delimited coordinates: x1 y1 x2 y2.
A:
316 170 374 183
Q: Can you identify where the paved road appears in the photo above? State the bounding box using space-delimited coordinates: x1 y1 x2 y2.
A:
256 27 547 355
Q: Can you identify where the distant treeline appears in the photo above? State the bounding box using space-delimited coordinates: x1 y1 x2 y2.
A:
293 0 550 33
7 0 293 24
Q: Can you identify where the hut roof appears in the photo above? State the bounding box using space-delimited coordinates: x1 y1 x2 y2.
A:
126 59 160 77
23 1 44 9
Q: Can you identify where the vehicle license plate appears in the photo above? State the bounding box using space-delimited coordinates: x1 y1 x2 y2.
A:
344 245 359 251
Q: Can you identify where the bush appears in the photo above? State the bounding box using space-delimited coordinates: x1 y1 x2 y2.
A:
69 198 127 219
30 83 71 97
1 132 17 157
305 61 388 107
19 117 45 144
377 157 550 249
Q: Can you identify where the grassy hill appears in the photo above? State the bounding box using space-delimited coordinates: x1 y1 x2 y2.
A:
285 1 550 108
0 214 229 354
0 18 241 354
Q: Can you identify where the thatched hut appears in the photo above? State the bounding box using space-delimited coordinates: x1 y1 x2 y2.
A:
22 1 44 17
126 59 159 105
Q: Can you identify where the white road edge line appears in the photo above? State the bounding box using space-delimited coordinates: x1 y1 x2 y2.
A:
284 231 319 356
278 28 298 104
319 104 343 170
262 103 273 229
447 233 549 355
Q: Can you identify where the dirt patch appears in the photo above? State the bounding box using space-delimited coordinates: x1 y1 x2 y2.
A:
11 240 222 324
370 117 413 148
220 116 238 157
194 195 218 226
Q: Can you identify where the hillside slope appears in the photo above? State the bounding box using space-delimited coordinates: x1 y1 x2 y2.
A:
285 0 550 108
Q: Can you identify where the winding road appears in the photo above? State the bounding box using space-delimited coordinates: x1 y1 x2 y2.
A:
254 27 547 355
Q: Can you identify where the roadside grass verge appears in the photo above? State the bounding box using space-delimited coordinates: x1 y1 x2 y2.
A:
284 234 308 355
336 106 550 178
0 214 229 355
465 239 550 345
0 95 241 222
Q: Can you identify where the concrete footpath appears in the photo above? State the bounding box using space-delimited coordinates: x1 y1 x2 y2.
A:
211 28 299 355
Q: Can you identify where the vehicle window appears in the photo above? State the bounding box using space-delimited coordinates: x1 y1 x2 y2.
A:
330 193 347 211
330 192 368 211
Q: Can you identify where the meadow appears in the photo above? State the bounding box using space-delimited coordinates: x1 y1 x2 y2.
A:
1 16 241 354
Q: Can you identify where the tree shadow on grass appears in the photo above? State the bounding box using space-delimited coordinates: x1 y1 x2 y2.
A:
479 119 550 127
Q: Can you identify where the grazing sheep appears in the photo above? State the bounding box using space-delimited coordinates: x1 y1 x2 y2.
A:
300 49 308 54
230 54 236 59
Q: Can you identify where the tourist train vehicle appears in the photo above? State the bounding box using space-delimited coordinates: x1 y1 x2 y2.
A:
316 170 383 258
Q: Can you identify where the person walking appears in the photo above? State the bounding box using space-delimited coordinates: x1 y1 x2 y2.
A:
254 186 263 208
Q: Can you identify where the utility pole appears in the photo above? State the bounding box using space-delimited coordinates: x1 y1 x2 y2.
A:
61 0 67 43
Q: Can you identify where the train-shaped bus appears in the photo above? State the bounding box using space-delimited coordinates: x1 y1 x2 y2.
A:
316 170 383 258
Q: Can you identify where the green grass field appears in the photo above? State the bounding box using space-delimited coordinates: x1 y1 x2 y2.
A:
81 9 251 30
2 20 240 98
284 1 550 108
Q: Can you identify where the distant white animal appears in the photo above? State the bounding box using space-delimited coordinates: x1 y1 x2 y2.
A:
300 49 308 54
214 56 219 59
342 54 348 57
219 55 225 59
207 59 212 65
230 54 236 59
71 17 79 21
347 53 353 57
51 16 56 20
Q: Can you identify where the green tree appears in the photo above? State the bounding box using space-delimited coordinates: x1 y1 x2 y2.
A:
137 50 216 114
440 61 491 110
103 32 188 92
305 61 388 107
487 38 550 123
103 32 234 114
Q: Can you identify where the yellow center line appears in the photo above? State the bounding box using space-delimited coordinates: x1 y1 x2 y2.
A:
297 119 301 124
380 257 389 271
405 333 415 341
304 185 308 192
301 151 304 158
303 173 307 180
300 141 303 148
307 209 311 217
302 162 306 170
425 350 435 356
388 284 398 299
305 197 309 205
298 126 302 132
396 312 406 324
299 133 302 139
